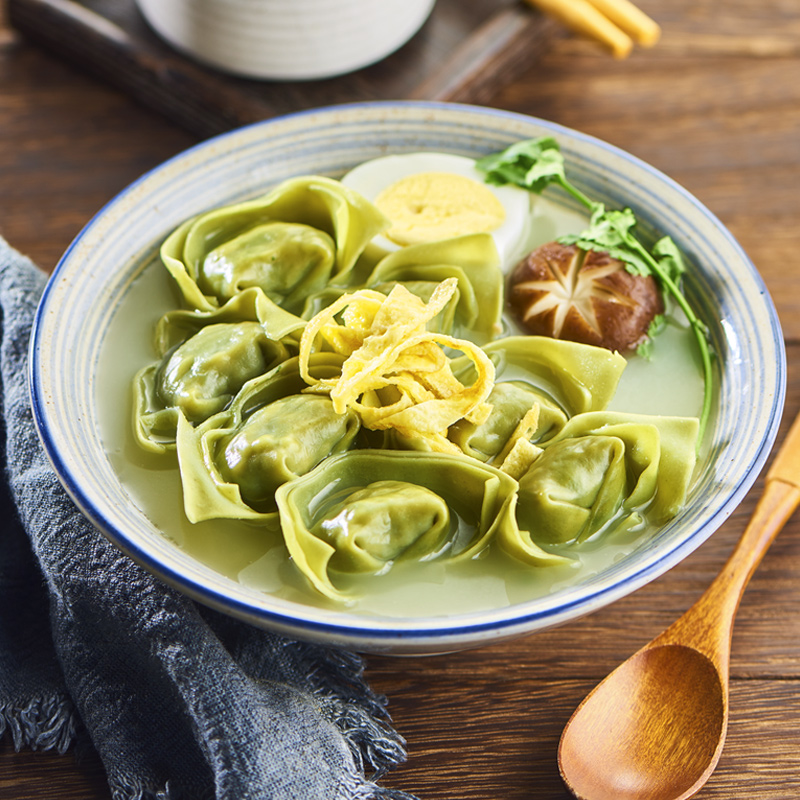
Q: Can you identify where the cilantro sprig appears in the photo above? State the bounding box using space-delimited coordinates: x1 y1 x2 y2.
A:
476 136 713 447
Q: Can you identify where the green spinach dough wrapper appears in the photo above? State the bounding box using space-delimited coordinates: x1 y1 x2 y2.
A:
299 233 504 342
134 315 289 454
274 449 568 601
515 411 699 548
449 336 627 460
160 175 389 318
154 284 308 346
449 381 564 462
481 336 627 414
363 234 504 341
175 353 356 524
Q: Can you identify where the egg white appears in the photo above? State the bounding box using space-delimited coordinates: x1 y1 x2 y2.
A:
340 152 532 270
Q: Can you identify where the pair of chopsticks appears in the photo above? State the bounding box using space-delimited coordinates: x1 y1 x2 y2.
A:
524 0 660 58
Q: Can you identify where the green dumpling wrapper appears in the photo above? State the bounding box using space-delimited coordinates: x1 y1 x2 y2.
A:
451 336 626 420
216 394 360 509
275 449 568 601
216 352 346 423
160 175 389 315
156 322 282 421
517 435 633 545
448 336 626 461
480 336 627 415
133 320 289 453
152 287 306 352
448 381 566 462
198 221 336 314
515 411 699 547
313 480 451 574
363 234 504 341
175 353 353 523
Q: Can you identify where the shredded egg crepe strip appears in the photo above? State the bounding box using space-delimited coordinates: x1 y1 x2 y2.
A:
497 405 545 480
299 278 495 452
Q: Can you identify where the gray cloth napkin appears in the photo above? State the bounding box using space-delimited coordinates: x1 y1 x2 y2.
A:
0 237 417 800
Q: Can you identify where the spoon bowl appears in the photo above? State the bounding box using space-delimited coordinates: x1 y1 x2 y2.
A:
560 645 725 800
558 410 800 800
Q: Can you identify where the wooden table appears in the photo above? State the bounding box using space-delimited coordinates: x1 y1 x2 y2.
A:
2 1 799 797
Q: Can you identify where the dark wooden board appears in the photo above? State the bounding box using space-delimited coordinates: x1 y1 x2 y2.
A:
7 0 563 138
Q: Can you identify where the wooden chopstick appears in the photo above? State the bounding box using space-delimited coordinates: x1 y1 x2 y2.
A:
585 0 661 46
523 0 661 58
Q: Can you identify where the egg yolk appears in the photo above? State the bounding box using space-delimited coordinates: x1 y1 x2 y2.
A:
374 172 506 247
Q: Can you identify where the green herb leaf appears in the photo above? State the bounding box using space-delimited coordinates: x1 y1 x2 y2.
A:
523 148 568 193
652 235 688 284
635 339 654 360
636 314 667 360
559 207 654 277
477 136 565 193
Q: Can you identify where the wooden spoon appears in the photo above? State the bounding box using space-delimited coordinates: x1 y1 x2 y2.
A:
558 409 800 800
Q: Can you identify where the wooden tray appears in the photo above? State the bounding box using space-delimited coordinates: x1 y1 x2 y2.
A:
8 0 562 138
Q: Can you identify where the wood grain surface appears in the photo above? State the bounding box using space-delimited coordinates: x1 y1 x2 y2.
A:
6 0 564 138
2 0 800 798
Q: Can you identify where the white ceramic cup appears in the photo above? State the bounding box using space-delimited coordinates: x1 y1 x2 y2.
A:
135 0 437 81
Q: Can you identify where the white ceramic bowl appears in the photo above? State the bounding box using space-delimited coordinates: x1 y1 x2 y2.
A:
30 102 785 654
135 0 436 80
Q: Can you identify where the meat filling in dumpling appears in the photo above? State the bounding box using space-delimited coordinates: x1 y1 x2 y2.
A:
508 242 663 352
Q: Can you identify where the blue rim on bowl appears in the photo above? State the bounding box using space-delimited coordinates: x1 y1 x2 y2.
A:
29 101 785 654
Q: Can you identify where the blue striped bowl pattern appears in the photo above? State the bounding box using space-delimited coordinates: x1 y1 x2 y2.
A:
29 102 785 654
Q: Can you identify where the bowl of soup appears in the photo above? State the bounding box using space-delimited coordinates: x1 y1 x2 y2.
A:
29 102 785 654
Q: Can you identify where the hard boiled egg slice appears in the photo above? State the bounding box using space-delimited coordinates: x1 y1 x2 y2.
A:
340 153 531 269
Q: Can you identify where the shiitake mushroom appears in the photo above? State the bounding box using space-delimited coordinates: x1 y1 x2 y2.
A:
507 241 663 352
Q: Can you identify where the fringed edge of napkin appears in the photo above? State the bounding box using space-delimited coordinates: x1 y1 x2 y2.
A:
0 693 78 754
286 644 419 800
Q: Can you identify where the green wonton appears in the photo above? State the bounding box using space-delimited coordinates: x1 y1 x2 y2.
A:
274 449 568 601
160 175 389 320
175 353 358 523
133 319 288 453
449 381 564 462
198 222 335 314
449 336 627 460
363 234 504 341
515 411 699 548
216 394 360 508
314 480 451 574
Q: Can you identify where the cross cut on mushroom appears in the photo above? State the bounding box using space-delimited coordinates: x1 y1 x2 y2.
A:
508 242 664 352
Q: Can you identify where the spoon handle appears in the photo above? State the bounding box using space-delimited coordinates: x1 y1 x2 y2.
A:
659 410 800 666
766 404 800 489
